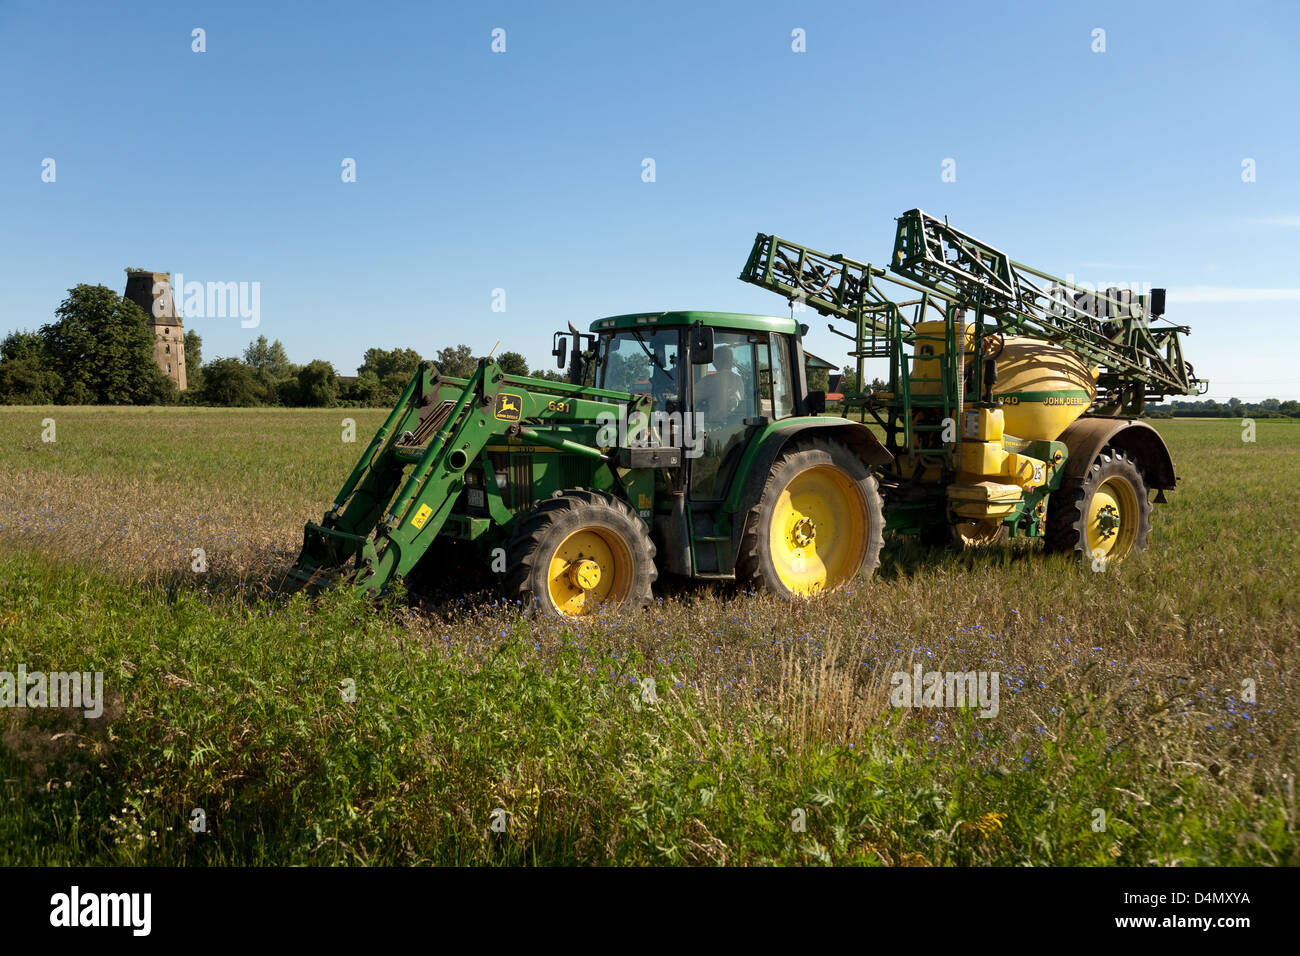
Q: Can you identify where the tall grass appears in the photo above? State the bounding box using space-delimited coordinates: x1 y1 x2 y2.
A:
0 410 1296 864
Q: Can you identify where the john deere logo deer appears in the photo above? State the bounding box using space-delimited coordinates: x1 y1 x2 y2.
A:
494 392 522 422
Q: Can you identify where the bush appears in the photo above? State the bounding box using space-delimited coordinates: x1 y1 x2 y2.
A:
296 360 339 407
200 358 262 406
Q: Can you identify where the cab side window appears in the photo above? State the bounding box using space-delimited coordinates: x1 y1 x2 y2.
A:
769 333 795 418
692 332 756 423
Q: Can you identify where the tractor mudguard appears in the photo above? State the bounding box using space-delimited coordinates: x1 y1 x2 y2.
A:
722 418 892 569
1056 417 1177 491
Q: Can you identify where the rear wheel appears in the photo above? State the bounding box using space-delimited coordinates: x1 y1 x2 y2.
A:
1046 447 1151 562
506 489 656 616
737 439 884 597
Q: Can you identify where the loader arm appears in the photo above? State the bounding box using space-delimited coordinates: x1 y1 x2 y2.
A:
288 357 641 596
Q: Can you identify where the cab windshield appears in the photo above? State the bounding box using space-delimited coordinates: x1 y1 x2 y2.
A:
596 328 682 413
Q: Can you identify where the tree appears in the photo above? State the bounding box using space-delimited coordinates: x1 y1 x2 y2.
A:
370 371 408 403
0 361 62 404
244 335 293 379
0 332 63 404
39 284 174 404
346 370 383 405
200 357 262 406
497 350 530 377
530 368 568 383
275 377 301 406
354 346 422 405
183 330 204 391
1 330 45 364
435 344 476 378
0 330 62 403
358 346 421 381
297 360 339 407
243 335 295 403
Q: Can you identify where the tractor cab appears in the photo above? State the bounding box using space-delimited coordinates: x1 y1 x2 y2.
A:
561 311 808 499
549 310 886 584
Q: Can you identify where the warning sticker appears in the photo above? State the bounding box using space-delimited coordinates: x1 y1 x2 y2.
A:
410 504 434 530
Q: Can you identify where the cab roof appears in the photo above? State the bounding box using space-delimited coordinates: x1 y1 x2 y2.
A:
589 310 801 335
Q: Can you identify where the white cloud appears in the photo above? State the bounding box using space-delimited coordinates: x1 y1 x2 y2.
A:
1167 285 1300 304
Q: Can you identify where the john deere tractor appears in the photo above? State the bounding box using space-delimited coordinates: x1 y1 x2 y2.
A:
290 210 1204 615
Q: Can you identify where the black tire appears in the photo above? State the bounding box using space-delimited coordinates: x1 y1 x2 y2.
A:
506 489 656 617
736 438 885 598
1046 447 1152 562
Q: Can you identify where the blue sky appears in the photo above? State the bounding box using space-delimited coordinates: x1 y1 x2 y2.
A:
1 0 1296 400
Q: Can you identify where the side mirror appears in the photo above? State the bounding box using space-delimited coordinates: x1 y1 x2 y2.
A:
561 325 597 385
1150 288 1166 317
690 324 715 365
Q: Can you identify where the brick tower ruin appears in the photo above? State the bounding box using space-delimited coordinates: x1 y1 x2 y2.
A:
124 270 187 391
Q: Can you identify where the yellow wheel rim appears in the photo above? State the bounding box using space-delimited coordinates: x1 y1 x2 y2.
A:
768 465 868 595
546 527 632 616
1086 476 1139 560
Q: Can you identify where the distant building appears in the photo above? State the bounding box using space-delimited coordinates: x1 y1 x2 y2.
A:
804 349 842 399
124 270 187 391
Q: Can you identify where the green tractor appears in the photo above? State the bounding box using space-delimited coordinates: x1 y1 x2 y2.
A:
290 210 1203 616
288 310 890 615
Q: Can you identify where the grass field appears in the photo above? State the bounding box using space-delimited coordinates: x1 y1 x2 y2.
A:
1 407 1297 865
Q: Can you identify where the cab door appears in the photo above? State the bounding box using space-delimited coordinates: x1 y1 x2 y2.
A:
688 330 765 501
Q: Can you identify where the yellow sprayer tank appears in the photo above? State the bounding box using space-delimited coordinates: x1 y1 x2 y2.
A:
994 337 1096 441
912 321 1096 441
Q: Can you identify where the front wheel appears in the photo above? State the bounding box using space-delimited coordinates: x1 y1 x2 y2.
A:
506 489 656 617
736 438 884 598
